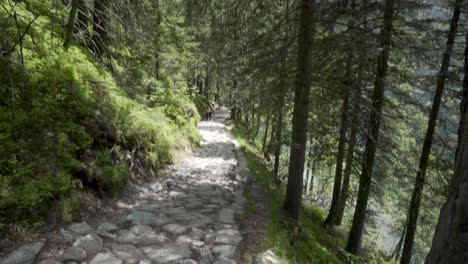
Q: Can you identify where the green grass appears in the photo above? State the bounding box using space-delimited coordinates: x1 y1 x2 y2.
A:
232 125 344 264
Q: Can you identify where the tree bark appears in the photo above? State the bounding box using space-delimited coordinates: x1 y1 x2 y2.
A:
324 70 351 228
336 103 359 225
262 114 271 153
345 0 395 254
75 0 88 37
273 45 288 176
92 0 109 59
63 0 79 49
425 14 467 264
401 1 462 263
324 0 355 229
304 145 313 194
283 0 316 220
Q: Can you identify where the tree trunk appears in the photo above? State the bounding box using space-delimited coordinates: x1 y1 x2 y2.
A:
63 0 79 49
205 66 210 100
345 0 395 254
400 1 462 263
304 145 313 195
324 71 351 228
273 89 284 176
336 103 359 225
425 14 467 264
324 0 355 229
92 0 109 59
273 43 288 176
198 76 204 95
283 0 316 220
75 0 88 37
262 114 271 153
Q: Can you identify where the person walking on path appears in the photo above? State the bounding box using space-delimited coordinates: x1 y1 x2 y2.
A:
205 101 215 121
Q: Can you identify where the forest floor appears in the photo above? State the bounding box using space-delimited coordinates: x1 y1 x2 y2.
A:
2 111 270 264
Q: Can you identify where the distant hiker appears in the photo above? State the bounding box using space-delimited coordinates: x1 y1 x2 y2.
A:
205 101 215 121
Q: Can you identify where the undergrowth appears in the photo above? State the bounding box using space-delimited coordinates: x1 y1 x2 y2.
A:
233 125 344 264
0 2 202 226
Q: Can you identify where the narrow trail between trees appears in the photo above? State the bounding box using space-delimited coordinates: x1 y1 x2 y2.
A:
4 111 264 264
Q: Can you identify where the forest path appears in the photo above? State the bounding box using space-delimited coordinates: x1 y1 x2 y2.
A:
14 111 255 264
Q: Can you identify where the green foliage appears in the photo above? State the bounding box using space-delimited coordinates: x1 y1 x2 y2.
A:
93 150 128 195
0 0 202 223
190 95 208 118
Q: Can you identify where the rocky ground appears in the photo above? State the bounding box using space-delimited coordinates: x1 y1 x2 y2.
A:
1 112 285 264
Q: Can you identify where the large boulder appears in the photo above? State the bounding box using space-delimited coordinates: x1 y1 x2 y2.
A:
0 239 46 264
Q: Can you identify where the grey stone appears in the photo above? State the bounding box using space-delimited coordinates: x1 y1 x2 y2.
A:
215 229 242 245
89 252 122 264
139 259 151 264
203 229 216 243
213 257 236 264
61 228 78 245
66 222 95 235
175 260 197 264
162 223 188 235
97 229 118 239
73 233 103 256
142 244 191 263
131 225 153 236
98 223 119 233
112 243 144 264
38 259 61 264
56 247 87 262
252 250 287 264
212 245 239 259
0 239 46 264
187 216 214 228
169 191 185 198
127 210 173 226
137 202 162 212
218 209 235 224
130 234 170 246
162 208 186 216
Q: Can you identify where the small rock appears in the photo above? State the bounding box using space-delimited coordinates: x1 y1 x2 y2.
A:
212 245 239 259
218 209 235 224
97 229 118 239
66 222 94 235
176 260 197 264
215 229 242 245
142 244 191 263
38 259 61 264
130 234 170 246
139 259 151 264
162 223 188 235
61 228 77 245
252 250 287 264
89 252 122 264
0 239 46 264
203 229 216 243
112 243 144 264
56 247 87 262
166 180 176 189
73 233 103 256
98 223 119 233
127 210 172 226
131 225 153 236
213 257 237 264
137 202 162 212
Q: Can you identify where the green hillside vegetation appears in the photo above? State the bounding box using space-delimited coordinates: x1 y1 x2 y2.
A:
0 0 201 223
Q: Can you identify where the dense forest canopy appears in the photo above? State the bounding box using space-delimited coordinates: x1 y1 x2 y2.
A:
1 0 468 263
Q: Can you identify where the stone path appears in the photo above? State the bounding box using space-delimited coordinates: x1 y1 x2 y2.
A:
12 112 252 264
